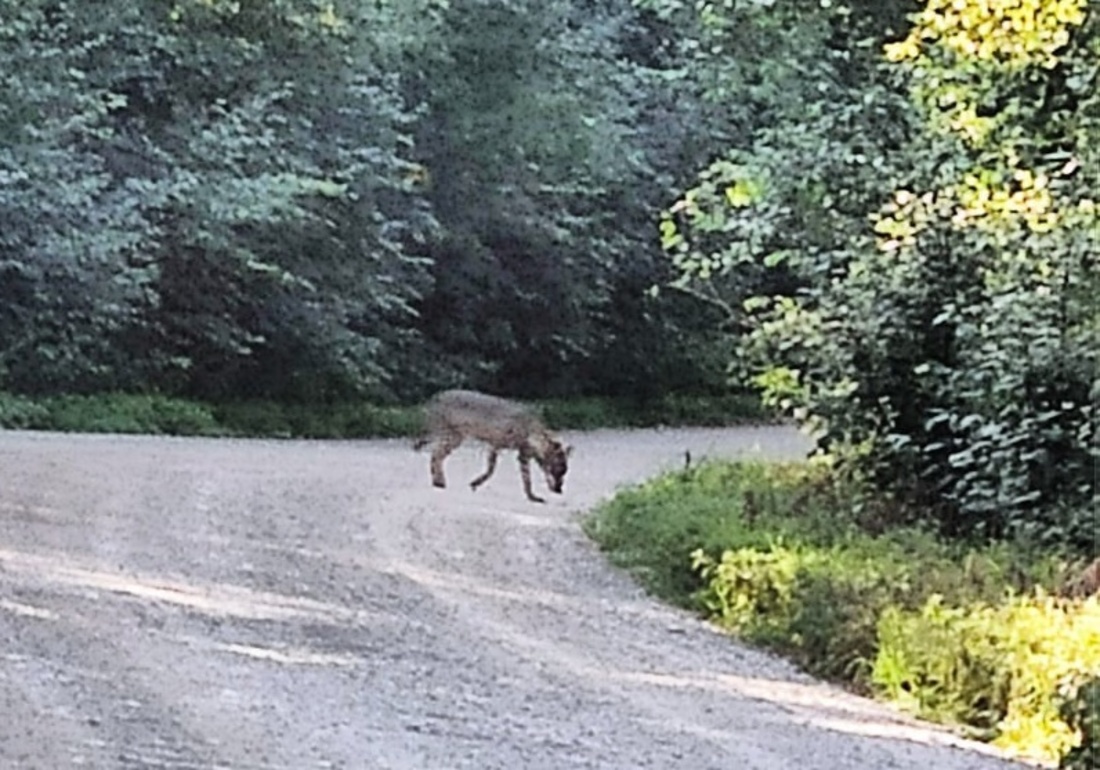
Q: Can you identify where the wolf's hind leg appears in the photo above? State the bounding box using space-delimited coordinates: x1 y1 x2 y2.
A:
430 431 462 488
470 448 499 491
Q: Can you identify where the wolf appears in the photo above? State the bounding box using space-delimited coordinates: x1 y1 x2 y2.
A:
413 389 571 503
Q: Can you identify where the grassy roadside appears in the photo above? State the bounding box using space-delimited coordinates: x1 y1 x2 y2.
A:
0 390 769 438
583 460 1099 767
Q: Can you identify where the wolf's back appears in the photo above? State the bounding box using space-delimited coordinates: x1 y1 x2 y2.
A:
422 389 542 446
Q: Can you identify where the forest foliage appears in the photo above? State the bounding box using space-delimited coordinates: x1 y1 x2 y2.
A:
656 0 1097 552
1 1 1096 547
0 0 730 404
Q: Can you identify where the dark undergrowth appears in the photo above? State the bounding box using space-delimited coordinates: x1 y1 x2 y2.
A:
0 390 769 438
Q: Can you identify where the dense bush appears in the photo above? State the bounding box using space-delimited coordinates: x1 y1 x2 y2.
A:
586 459 1095 763
660 0 1099 550
692 542 989 683
0 392 48 429
584 461 826 600
0 393 223 435
875 595 1100 762
40 394 223 435
538 391 766 431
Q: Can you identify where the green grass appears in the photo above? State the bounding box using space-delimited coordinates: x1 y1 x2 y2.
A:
583 460 1066 677
0 389 770 438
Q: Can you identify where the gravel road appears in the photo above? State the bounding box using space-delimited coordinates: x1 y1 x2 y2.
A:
0 427 1034 770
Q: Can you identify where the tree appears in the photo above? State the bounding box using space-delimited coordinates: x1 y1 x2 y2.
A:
661 0 1098 548
0 0 773 405
0 0 433 401
409 0 734 399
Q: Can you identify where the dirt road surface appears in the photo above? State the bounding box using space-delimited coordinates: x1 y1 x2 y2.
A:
0 427 1032 770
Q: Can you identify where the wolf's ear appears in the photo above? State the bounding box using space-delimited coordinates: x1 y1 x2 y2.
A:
564 443 573 458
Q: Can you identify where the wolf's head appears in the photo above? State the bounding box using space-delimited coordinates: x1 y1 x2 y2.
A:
539 438 572 494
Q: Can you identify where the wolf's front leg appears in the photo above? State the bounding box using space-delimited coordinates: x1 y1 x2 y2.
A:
518 454 545 503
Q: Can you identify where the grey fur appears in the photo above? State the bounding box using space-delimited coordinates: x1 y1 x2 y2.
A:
414 390 571 503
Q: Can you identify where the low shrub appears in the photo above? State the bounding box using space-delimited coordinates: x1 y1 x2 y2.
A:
539 391 768 431
5 393 224 435
643 391 768 427
583 461 823 601
210 400 296 437
874 595 1100 762
0 392 49 429
691 533 1061 688
213 401 424 439
693 543 909 684
539 397 635 431
586 459 1090 764
0 390 765 439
